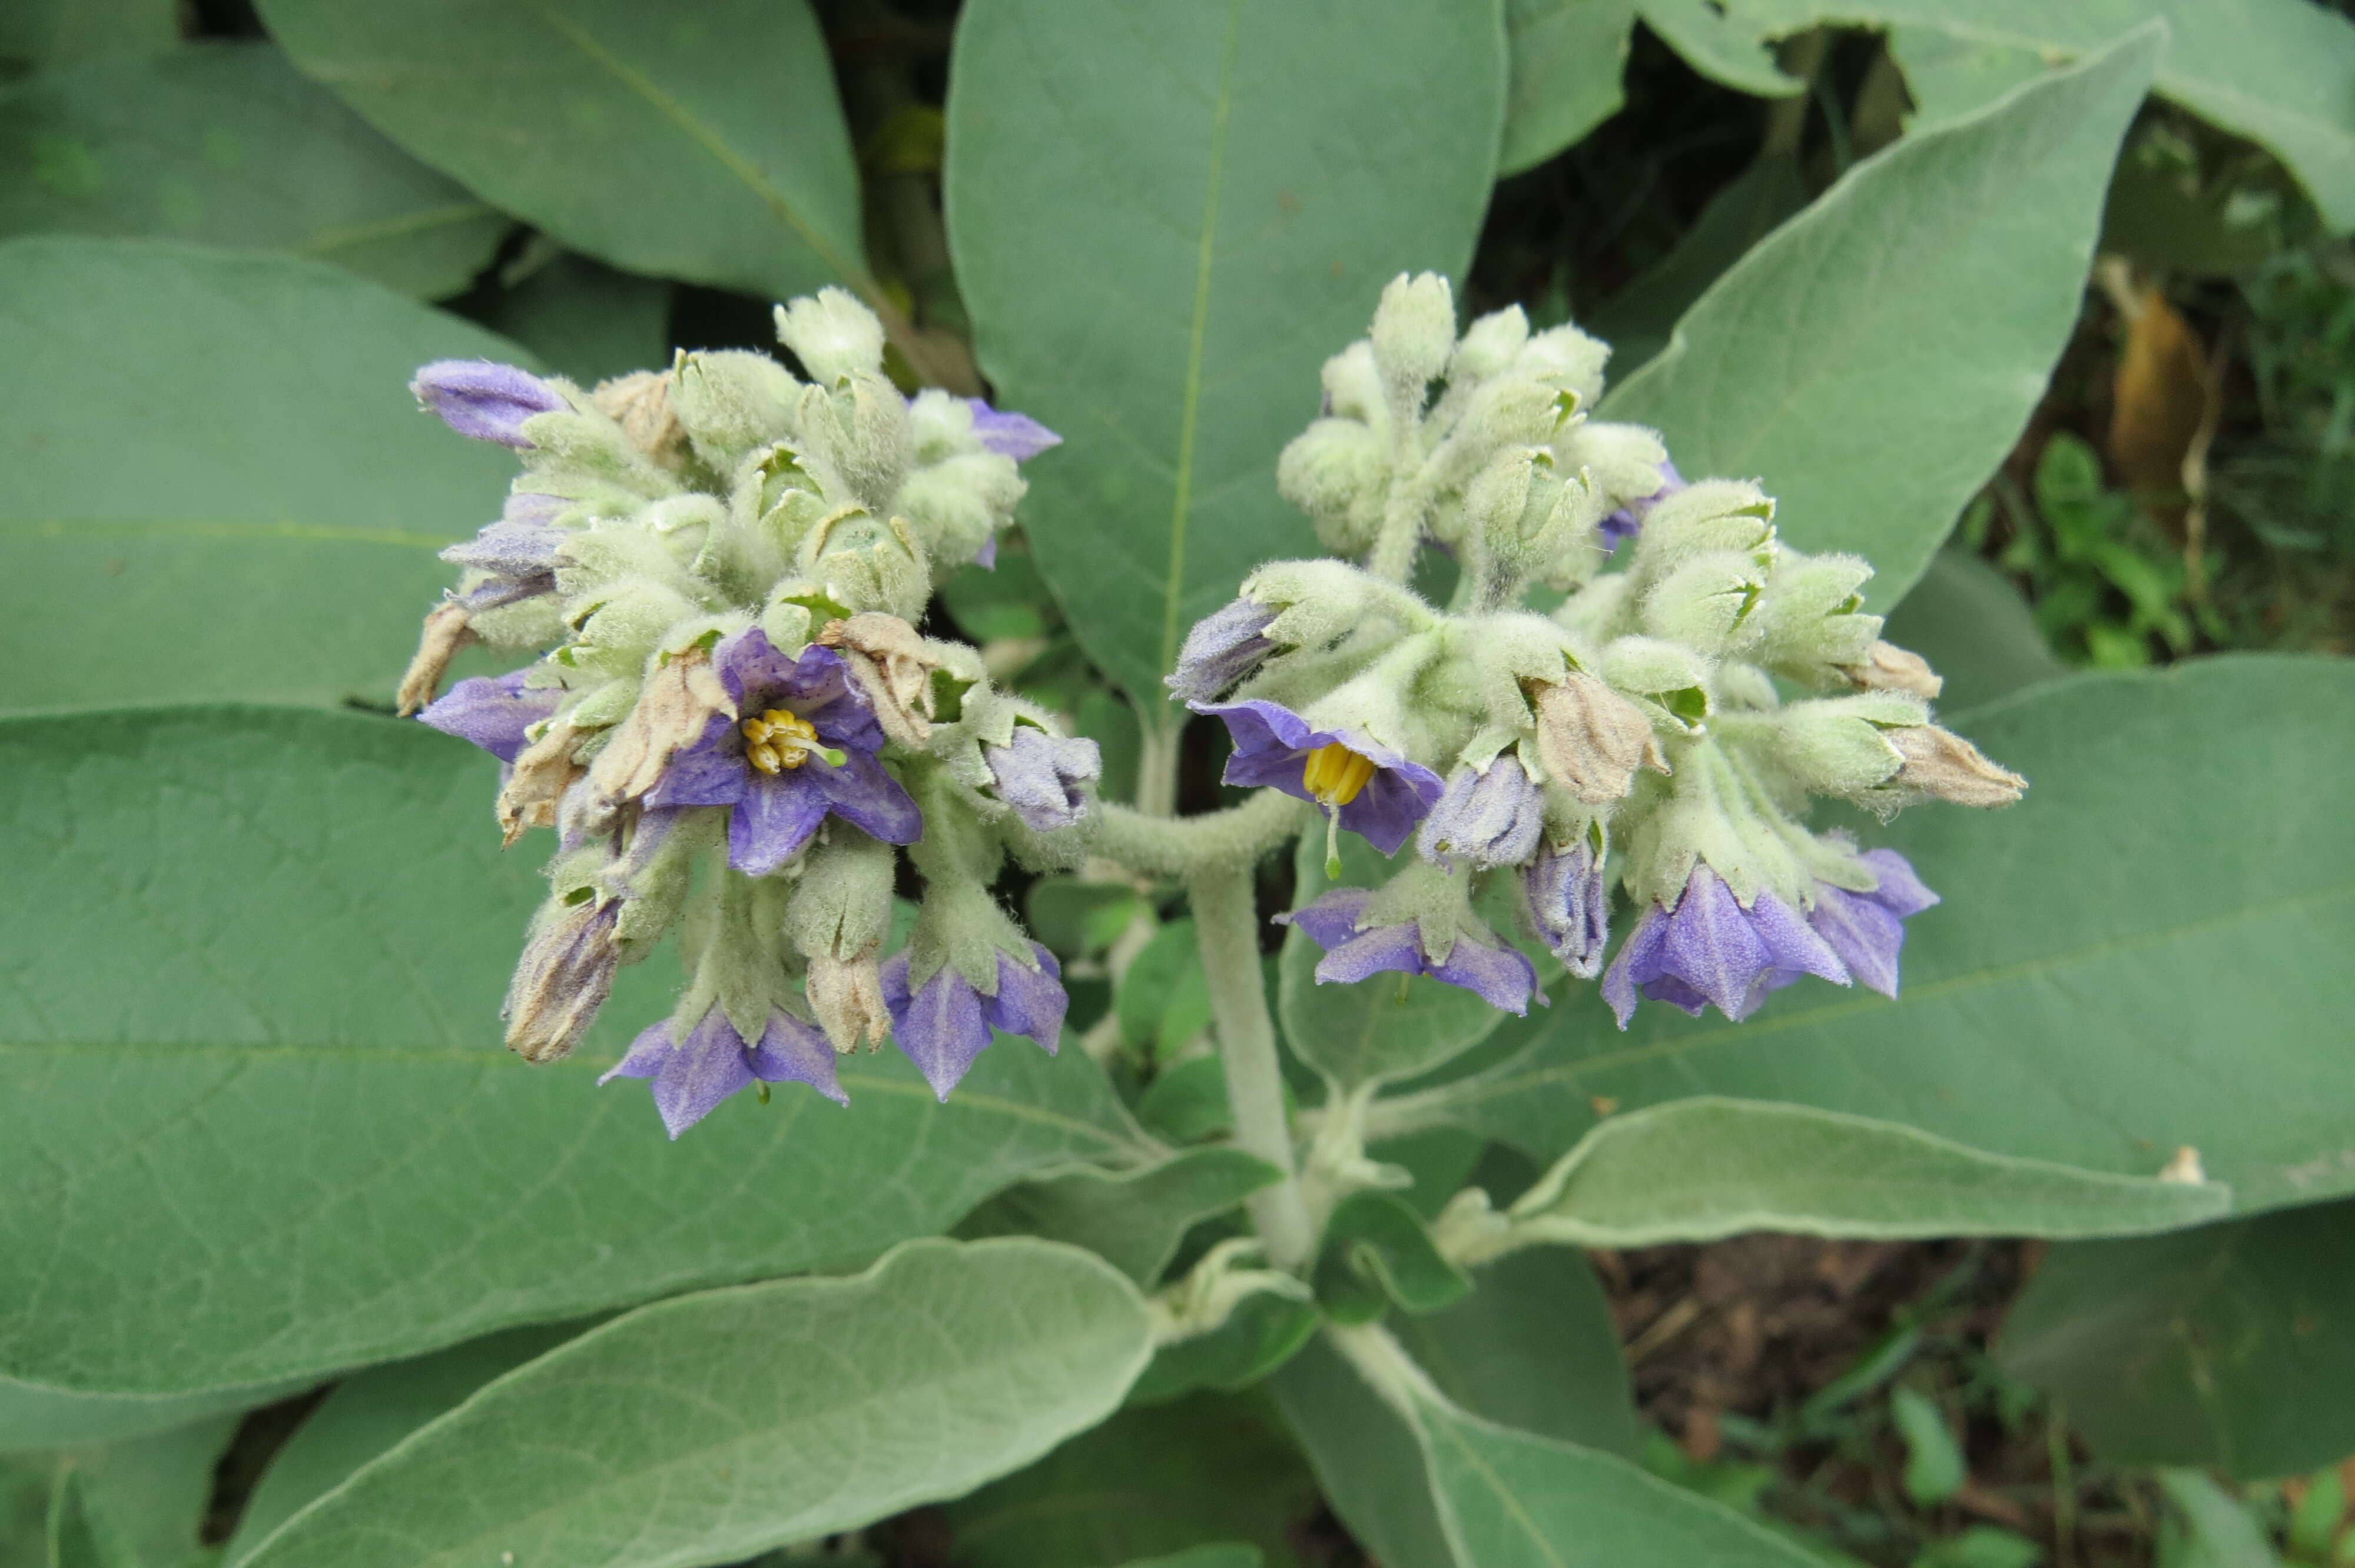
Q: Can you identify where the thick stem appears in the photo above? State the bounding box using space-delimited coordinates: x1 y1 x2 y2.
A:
1325 1320 1447 1422
1133 716 1182 818
1188 856 1316 1268
1365 471 1427 586
1093 789 1308 879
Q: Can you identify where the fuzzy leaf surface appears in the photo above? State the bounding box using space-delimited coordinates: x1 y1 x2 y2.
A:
1604 29 2159 604
0 237 525 712
238 1240 1152 1568
1500 0 1640 174
946 0 1507 708
0 707 1145 1394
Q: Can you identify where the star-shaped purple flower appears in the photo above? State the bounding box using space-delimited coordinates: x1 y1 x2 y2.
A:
599 1005 846 1138
1280 887 1538 1015
419 667 562 763
1600 865 1849 1028
645 629 920 876
1166 598 1279 705
412 360 567 448
1193 699 1442 856
964 398 1062 462
1805 848 1939 998
1523 838 1610 979
879 944 1066 1101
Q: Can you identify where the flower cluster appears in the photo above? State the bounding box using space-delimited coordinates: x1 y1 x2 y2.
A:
1178 274 2024 1026
401 290 1099 1135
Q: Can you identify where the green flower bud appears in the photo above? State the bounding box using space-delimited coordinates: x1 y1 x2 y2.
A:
1747 550 1882 685
774 287 885 385
796 507 930 622
1369 271 1457 407
1640 550 1766 654
670 349 797 472
1277 417 1388 555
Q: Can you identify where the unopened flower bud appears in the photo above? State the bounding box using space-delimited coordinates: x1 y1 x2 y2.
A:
671 350 797 471
591 370 688 469
985 725 1102 832
1523 836 1611 978
1842 640 1943 700
1369 271 1455 401
397 601 478 716
797 509 929 621
817 612 942 746
503 895 620 1062
1885 725 2027 807
808 944 890 1052
589 642 732 803
1448 305 1531 383
1530 670 1667 805
1511 322 1611 412
1640 551 1766 654
1277 418 1387 554
1418 754 1544 872
412 360 566 448
774 287 885 384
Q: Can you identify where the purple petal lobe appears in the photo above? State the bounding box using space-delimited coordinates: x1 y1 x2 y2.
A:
1313 923 1425 986
1858 848 1941 917
598 1020 674 1084
729 770 830 875
983 945 1067 1054
966 398 1063 461
1523 840 1611 978
808 750 923 845
1167 599 1279 704
1601 902 1670 1029
1426 935 1537 1015
419 669 559 764
1807 885 1908 998
1278 887 1374 951
882 953 993 1101
649 1011 758 1139
749 1011 848 1105
412 360 565 448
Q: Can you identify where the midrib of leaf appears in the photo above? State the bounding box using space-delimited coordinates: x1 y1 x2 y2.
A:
1423 1411 1572 1568
0 1040 1143 1151
1417 876 2355 1111
516 0 860 287
301 200 503 256
1157 0 1246 697
0 519 459 548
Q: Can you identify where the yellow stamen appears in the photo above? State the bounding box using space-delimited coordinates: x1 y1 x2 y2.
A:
742 709 820 774
1301 742 1376 807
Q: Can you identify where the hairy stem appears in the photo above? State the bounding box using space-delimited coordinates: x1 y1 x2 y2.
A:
1325 1319 1446 1422
1188 856 1316 1268
1365 470 1427 586
1093 789 1308 878
1133 716 1182 818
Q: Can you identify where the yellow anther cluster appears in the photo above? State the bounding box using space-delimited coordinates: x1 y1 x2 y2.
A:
1301 742 1375 807
742 709 820 774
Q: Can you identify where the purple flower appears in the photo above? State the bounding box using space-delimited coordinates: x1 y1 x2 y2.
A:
599 1005 846 1138
1417 756 1543 872
1281 887 1538 1015
965 398 1062 462
1195 698 1442 856
973 533 999 570
419 668 562 764
1806 848 1939 998
412 360 567 449
1523 838 1610 979
441 511 565 612
1601 865 1849 1028
879 944 1066 1100
645 629 920 876
1600 459 1685 552
984 726 1101 832
1166 598 1279 705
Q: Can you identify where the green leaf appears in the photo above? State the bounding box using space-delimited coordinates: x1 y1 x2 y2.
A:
2154 1469 2284 1568
1604 28 2160 605
1273 1235 1639 1568
0 42 507 298
1417 1398 1824 1567
1135 1055 1237 1145
1129 1293 1320 1408
237 1239 1152 1568
0 706 1147 1395
1279 833 1509 1091
1912 1525 2045 1568
1890 1387 1965 1506
1638 0 1803 98
945 0 1508 708
1391 655 2355 1215
1313 1192 1472 1324
1116 1549 1264 1568
252 0 867 306
1500 0 1640 175
1587 149 1810 377
0 237 526 712
1730 0 2355 233
477 250 671 387
1885 25 2048 129
1880 547 2066 713
1120 918 1212 1059
957 1147 1282 1286
0 1376 297 1453
1505 1099 2229 1247
0 0 175 73
2001 1198 2355 1480
225 1322 588 1562
947 1391 1318 1568
51 1414 242 1568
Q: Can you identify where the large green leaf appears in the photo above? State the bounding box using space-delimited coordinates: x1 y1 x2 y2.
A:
1729 0 2355 232
1884 26 2048 130
0 0 174 73
225 1323 587 1562
1417 1399 1823 1567
2001 1198 2355 1480
1880 547 2066 712
1604 29 2158 605
237 1240 1153 1568
252 0 865 307
477 250 671 387
947 1391 1318 1568
0 1375 296 1454
0 706 1147 1395
1507 1098 2228 1246
1279 833 1508 1091
47 1415 242 1568
1377 656 2355 1215
958 1148 1281 1287
946 0 1508 709
0 43 506 298
1500 0 1640 175
0 237 525 712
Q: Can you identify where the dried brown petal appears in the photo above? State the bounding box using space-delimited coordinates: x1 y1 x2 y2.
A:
1886 725 2026 808
818 612 941 747
808 943 891 1053
1840 640 1943 701
396 601 477 716
1530 670 1669 805
592 370 688 469
503 896 619 1064
589 645 732 803
497 722 584 846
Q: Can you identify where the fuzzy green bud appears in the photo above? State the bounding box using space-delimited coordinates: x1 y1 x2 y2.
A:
774 287 885 385
670 349 797 472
